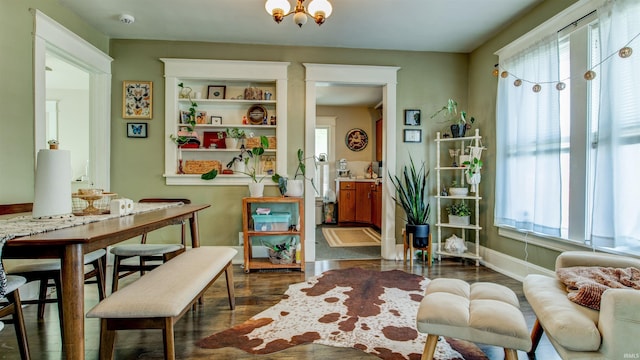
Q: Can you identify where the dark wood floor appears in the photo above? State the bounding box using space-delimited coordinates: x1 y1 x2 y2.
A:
0 258 562 359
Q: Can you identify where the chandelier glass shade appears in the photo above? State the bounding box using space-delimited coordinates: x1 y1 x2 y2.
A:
265 0 333 27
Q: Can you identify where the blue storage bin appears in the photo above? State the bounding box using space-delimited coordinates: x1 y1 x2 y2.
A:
252 212 291 231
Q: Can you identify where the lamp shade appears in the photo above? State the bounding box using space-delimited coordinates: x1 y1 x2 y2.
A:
308 0 332 18
265 0 291 15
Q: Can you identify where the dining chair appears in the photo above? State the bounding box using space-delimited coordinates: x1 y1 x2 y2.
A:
0 203 106 338
1 237 31 360
110 198 190 292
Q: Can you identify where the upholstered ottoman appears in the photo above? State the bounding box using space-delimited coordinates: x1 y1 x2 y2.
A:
416 278 531 360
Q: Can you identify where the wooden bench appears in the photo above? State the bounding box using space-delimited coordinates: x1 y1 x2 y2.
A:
87 246 237 360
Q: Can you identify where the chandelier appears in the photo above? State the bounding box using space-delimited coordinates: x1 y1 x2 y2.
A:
265 0 333 27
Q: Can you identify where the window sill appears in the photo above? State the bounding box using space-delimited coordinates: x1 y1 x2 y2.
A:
497 226 593 252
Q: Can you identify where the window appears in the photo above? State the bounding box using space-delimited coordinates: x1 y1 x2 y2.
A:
495 0 640 255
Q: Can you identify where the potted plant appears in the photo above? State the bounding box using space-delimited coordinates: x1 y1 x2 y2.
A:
462 157 483 192
430 98 475 138
446 201 471 225
448 180 469 196
227 136 268 196
225 127 245 149
389 156 431 248
169 83 199 146
271 149 318 197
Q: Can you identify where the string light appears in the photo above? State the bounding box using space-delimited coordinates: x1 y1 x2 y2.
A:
494 31 639 93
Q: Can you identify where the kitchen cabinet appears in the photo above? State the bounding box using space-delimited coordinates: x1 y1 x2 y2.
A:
355 182 373 223
337 180 381 226
372 183 382 229
338 181 356 222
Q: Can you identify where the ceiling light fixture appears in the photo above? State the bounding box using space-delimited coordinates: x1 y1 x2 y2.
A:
265 0 333 27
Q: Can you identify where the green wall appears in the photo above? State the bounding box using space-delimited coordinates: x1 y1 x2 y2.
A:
108 40 468 246
468 0 579 269
0 0 109 203
1 0 584 267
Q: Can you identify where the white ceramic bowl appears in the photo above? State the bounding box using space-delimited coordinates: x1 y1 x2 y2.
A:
449 187 469 196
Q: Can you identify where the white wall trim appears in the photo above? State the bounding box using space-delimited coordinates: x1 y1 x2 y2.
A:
479 246 555 282
303 63 400 261
495 0 604 59
33 10 113 190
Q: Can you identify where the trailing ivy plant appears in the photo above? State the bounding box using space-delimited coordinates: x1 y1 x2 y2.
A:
169 83 198 145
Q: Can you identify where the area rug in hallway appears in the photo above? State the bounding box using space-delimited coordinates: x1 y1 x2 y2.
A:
322 227 381 247
197 268 488 360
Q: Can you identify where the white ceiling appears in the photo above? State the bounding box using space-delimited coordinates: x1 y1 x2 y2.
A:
57 0 543 105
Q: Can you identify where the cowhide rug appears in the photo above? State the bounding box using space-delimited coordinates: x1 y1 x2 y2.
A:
197 267 488 360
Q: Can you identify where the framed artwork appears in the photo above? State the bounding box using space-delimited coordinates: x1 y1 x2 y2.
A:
127 123 147 138
211 116 222 125
179 111 191 124
403 129 422 143
345 128 368 152
123 80 152 119
195 111 208 124
404 109 420 126
207 85 226 99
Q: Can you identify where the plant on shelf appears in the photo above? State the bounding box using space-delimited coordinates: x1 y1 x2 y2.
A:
389 155 431 248
462 156 483 192
227 136 268 183
271 149 318 197
446 201 471 216
170 83 198 145
224 127 246 149
448 180 468 196
430 98 475 138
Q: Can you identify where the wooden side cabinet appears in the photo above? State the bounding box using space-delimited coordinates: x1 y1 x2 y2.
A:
338 181 381 225
241 197 304 273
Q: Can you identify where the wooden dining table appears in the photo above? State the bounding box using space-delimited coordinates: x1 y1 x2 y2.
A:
2 203 210 359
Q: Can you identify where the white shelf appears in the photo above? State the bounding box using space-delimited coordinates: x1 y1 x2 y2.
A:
178 98 277 105
162 59 289 185
434 129 483 266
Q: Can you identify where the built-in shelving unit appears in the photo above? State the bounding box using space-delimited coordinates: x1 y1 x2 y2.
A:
434 129 483 266
161 59 290 185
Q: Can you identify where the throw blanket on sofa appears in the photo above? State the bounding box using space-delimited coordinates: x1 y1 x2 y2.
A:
556 266 640 310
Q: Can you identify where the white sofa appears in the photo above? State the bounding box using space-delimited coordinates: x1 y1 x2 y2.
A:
523 251 640 359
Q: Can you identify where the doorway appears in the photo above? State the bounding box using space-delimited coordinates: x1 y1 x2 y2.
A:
303 63 400 262
33 10 113 190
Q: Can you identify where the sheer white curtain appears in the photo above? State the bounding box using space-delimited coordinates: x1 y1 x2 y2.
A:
495 34 563 236
590 0 640 249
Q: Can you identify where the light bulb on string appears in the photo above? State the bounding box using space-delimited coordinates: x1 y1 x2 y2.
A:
501 71 509 78
514 79 522 87
619 46 633 58
532 84 542 93
584 70 596 80
556 82 566 91
492 68 499 77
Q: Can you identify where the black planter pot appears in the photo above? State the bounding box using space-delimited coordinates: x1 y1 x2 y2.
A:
406 224 430 248
450 124 466 138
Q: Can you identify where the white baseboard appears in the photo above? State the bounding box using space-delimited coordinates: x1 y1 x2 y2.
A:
479 246 554 281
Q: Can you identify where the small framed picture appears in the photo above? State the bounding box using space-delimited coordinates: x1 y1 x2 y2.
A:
403 129 422 143
127 123 147 138
404 109 421 126
207 85 226 100
211 116 222 125
195 111 208 124
179 111 191 124
123 80 152 119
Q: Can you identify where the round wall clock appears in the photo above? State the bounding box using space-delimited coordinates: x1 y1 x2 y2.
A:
345 128 368 152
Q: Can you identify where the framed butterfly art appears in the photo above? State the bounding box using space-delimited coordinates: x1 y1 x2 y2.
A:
127 123 148 138
123 80 152 119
